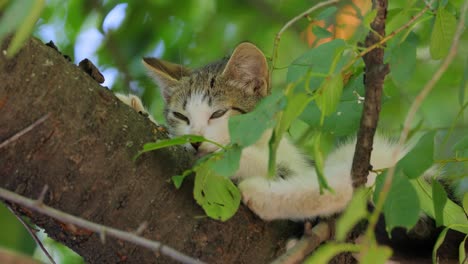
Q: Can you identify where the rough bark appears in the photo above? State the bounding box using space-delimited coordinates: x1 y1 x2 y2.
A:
351 0 389 188
0 37 298 263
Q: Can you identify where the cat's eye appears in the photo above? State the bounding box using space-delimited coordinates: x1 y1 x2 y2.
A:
173 111 190 124
210 109 228 119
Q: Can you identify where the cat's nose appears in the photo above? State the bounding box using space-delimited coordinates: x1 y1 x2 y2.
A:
191 142 201 151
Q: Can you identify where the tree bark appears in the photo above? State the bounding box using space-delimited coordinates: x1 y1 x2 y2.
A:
0 37 298 263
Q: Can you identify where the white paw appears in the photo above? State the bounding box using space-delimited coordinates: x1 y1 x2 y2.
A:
238 177 276 220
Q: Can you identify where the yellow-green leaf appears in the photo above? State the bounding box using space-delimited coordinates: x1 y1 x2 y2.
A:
315 74 343 119
193 163 241 221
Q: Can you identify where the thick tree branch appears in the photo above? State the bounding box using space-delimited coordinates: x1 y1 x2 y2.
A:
0 37 298 263
351 0 389 188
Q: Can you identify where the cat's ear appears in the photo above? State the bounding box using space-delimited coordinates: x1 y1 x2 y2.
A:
142 58 191 102
222 42 269 97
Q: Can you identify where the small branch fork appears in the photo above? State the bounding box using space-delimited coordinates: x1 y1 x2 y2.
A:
0 187 204 264
6 204 57 264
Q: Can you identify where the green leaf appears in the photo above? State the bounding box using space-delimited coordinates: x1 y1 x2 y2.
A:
374 170 420 232
399 131 435 179
0 0 33 40
317 6 338 20
268 84 312 177
389 33 418 86
463 192 468 215
312 25 332 39
430 7 457 59
336 188 369 241
304 242 360 264
432 180 448 227
6 0 45 57
208 145 242 177
134 135 213 160
313 133 332 193
315 73 344 118
362 9 378 30
460 235 467 264
411 178 468 234
452 135 468 151
287 39 347 87
360 245 392 264
172 169 193 189
229 91 285 147
299 73 364 136
433 227 449 263
193 162 241 221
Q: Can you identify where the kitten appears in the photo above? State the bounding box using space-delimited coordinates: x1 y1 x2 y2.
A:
116 42 405 220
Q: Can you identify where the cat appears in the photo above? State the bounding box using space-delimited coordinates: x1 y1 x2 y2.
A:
116 42 407 221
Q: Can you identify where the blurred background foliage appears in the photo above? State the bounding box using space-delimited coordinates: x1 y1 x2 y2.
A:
0 0 467 263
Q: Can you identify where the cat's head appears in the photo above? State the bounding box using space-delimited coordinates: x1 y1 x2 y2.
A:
143 42 269 156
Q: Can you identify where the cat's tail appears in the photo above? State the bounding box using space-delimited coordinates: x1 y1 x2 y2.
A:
238 136 408 221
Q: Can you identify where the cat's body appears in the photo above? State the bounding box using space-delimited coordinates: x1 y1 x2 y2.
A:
116 43 404 220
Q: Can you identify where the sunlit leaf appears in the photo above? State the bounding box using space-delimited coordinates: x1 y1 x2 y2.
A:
430 7 457 59
399 131 435 179
336 188 369 241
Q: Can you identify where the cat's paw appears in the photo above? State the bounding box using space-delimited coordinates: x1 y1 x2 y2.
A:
238 177 276 220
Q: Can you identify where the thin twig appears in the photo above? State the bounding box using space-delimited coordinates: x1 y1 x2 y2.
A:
0 187 204 264
36 185 49 205
271 222 331 264
0 113 50 149
270 0 340 73
368 0 468 233
6 205 57 264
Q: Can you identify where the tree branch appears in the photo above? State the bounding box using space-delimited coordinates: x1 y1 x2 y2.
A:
351 0 389 188
0 37 298 263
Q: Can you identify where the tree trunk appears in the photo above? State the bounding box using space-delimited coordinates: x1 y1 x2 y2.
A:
0 37 298 263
